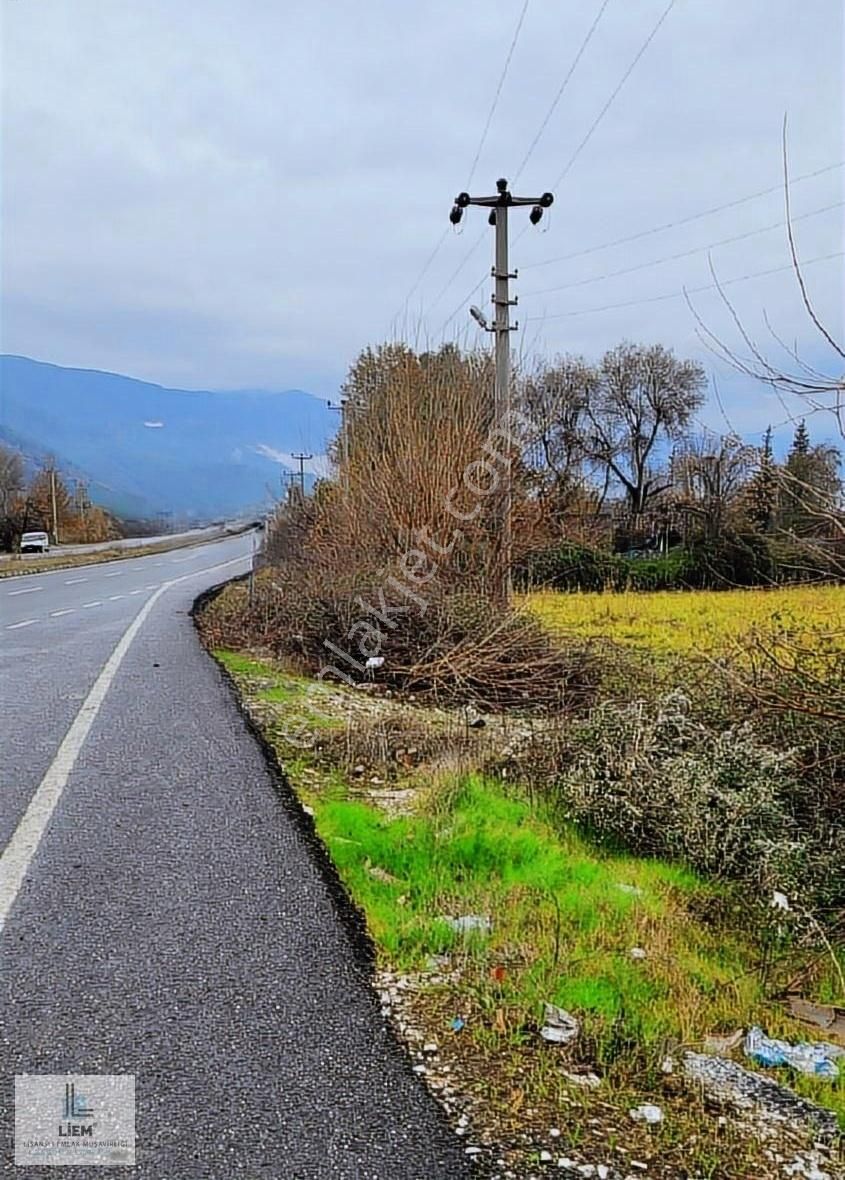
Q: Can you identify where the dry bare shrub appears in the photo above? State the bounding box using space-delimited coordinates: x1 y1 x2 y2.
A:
251 343 595 711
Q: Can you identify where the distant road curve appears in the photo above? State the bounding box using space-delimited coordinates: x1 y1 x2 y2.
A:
49 518 254 557
0 519 257 576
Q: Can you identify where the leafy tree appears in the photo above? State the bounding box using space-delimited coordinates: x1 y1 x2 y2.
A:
779 422 841 536
790 418 811 456
746 425 778 533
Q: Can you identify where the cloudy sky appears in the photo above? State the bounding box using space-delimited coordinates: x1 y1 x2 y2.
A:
2 0 843 446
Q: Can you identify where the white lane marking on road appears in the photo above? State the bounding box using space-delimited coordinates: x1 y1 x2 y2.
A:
50 609 75 617
7 619 36 630
8 586 43 596
64 578 87 584
129 589 145 595
145 583 159 590
108 594 125 601
104 572 123 578
0 551 249 935
82 601 103 608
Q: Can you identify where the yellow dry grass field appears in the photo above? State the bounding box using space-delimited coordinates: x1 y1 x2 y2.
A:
526 584 845 655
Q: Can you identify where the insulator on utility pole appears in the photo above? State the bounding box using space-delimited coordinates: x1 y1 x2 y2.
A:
450 177 553 603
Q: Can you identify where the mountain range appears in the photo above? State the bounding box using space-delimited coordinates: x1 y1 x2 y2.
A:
0 355 336 519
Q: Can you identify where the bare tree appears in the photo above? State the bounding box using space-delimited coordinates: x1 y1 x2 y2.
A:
585 342 707 515
673 429 757 539
0 443 25 518
691 119 845 439
519 356 596 513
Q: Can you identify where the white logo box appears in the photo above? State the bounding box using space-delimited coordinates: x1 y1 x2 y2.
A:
15 1074 135 1167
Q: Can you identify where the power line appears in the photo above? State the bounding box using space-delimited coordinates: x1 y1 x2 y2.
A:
511 0 613 185
549 0 679 192
397 228 449 320
525 249 844 321
522 160 845 271
441 163 844 334
396 0 531 320
426 1 616 320
522 200 844 296
438 272 490 337
425 226 488 319
466 0 531 190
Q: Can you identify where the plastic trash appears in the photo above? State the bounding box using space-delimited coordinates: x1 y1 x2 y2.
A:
561 1070 601 1088
744 1026 839 1079
629 1104 664 1124
450 1017 466 1033
539 1003 579 1045
444 914 492 935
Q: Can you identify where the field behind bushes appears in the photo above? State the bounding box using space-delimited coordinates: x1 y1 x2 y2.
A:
527 583 845 655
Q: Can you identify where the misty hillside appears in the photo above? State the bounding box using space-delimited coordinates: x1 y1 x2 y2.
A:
0 355 336 518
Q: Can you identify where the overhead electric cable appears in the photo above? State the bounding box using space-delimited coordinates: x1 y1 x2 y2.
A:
549 0 679 192
522 160 845 271
425 0 616 319
511 0 613 185
396 0 530 319
466 0 531 190
525 250 844 321
523 200 845 296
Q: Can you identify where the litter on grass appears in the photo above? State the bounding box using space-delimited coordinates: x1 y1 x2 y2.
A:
629 1104 664 1124
444 914 492 935
744 1026 839 1079
539 1003 579 1045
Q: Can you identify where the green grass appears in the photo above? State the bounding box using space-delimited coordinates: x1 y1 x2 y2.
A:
216 648 281 679
211 640 845 1143
217 650 344 730
310 774 843 1123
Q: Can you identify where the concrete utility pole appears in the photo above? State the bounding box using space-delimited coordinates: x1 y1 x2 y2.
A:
449 178 553 601
292 453 313 498
327 399 350 494
48 466 60 545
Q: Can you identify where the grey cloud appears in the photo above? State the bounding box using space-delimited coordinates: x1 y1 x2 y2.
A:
2 0 842 449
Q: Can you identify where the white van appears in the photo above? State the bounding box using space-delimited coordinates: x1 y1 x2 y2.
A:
20 531 50 554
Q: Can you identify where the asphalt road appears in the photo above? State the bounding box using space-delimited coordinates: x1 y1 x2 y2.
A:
1 535 471 1177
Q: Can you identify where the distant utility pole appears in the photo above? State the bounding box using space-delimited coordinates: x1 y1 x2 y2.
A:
75 479 89 524
48 465 60 545
292 452 313 498
449 177 553 601
327 399 349 493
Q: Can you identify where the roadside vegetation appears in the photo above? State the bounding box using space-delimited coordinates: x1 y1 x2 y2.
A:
0 444 122 551
198 336 843 1178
